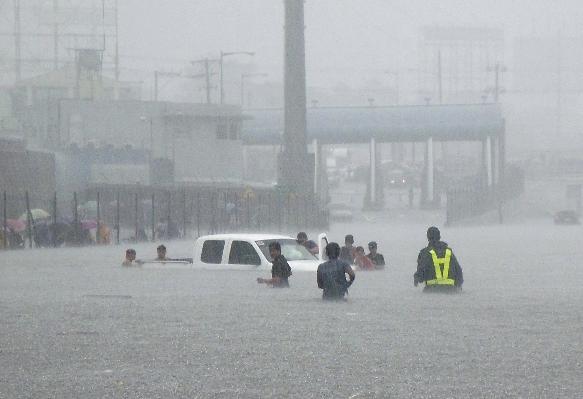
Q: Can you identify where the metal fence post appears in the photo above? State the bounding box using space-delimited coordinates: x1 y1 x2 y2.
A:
234 192 239 229
2 191 7 249
182 190 187 238
73 191 79 245
196 191 201 238
151 193 156 242
246 193 251 230
134 193 139 242
209 192 217 234
223 191 228 232
167 191 172 237
52 192 57 247
25 191 33 248
257 193 262 230
96 192 101 244
304 194 310 228
277 192 283 232
115 192 120 245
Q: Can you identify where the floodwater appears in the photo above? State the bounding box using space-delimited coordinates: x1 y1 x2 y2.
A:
1 217 582 398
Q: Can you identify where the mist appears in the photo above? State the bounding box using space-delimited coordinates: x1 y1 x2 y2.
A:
1 1 583 398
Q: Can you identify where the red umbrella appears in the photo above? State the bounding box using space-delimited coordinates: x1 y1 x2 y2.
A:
81 220 98 230
4 219 26 232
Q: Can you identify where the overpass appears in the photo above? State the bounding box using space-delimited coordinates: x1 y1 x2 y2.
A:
242 103 505 206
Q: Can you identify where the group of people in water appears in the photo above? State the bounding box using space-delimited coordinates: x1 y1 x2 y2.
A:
121 225 463 299
259 226 463 299
295 231 387 271
122 244 170 266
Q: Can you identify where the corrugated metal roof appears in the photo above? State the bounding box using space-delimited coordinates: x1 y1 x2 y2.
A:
242 104 504 145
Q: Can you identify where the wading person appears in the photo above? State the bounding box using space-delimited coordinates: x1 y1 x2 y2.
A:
339 234 356 264
414 226 463 293
156 244 168 261
257 242 292 288
122 249 137 266
366 241 386 269
354 246 375 270
296 231 319 255
317 242 355 300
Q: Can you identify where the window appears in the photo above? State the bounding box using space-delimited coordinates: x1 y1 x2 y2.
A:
256 239 316 261
216 124 228 140
228 241 261 266
201 240 225 264
229 122 239 140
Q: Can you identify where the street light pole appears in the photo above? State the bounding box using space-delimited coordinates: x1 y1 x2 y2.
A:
140 115 154 162
384 70 400 105
241 72 268 107
219 51 255 104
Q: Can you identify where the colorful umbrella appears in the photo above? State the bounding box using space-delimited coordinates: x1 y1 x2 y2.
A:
19 209 51 221
80 219 98 230
4 219 26 232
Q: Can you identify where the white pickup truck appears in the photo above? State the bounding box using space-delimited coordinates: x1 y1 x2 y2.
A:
192 233 328 271
140 233 328 271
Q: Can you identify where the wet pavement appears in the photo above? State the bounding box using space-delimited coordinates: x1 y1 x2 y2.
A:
1 218 582 398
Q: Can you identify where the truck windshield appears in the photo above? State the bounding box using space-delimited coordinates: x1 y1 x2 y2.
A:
256 239 316 262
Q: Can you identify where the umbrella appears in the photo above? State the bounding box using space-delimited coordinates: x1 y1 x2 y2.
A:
81 219 98 230
19 209 51 221
4 219 26 232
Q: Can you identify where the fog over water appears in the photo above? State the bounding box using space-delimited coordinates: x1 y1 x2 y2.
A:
1 220 582 398
2 1 583 397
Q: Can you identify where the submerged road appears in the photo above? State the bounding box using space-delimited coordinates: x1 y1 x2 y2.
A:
1 220 582 398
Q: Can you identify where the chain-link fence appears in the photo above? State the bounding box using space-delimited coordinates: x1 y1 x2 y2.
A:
1 187 327 250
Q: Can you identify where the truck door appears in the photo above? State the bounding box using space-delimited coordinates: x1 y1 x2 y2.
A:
317 233 329 262
200 239 226 266
227 240 262 270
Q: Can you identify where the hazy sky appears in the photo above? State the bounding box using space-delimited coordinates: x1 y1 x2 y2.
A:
118 0 583 87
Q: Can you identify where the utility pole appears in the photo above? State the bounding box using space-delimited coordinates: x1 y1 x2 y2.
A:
204 58 212 104
556 31 562 138
14 0 21 81
494 63 500 103
488 62 506 103
219 52 224 105
154 70 158 101
281 0 309 192
437 50 443 104
192 58 218 104
114 0 119 81
53 0 59 70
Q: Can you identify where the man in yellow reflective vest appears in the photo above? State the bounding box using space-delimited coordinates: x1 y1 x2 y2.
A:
414 226 463 292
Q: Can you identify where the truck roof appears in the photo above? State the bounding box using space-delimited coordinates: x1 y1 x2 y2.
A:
195 233 294 242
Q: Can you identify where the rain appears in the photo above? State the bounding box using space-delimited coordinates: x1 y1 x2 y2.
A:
1 1 583 398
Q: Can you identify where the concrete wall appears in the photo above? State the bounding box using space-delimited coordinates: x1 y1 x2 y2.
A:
0 146 55 202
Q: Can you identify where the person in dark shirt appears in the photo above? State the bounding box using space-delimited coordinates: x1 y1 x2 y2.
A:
414 226 463 293
366 241 386 269
317 242 355 300
339 234 356 264
296 231 319 255
257 241 291 288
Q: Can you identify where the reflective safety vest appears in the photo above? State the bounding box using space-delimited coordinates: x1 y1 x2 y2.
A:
426 248 455 286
